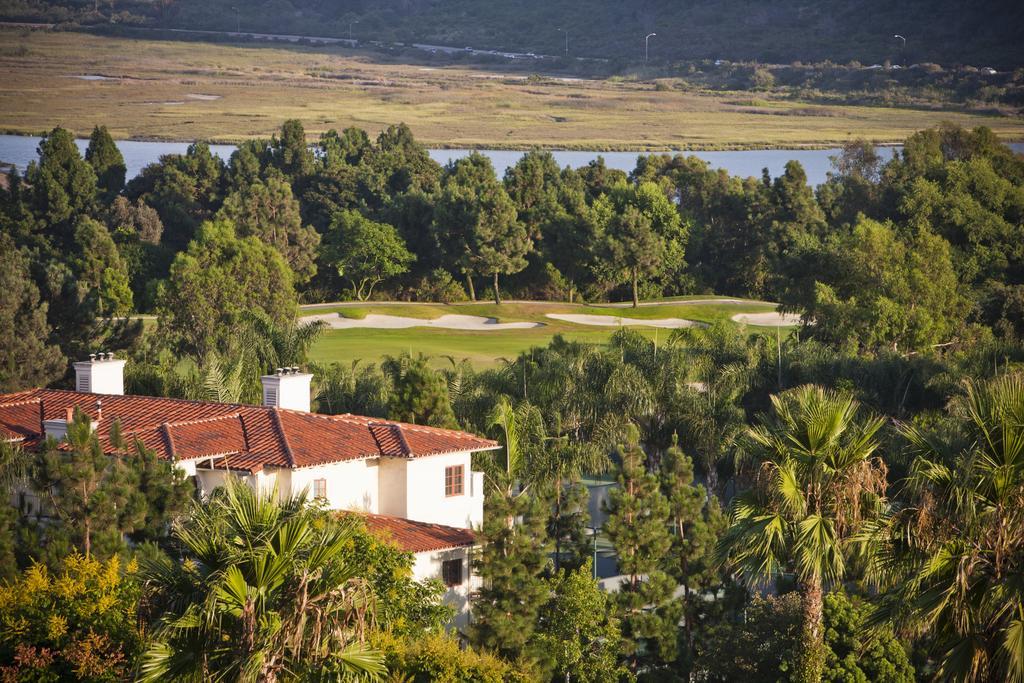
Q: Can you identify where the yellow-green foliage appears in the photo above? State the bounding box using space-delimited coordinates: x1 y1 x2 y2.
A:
0 554 143 682
373 631 534 682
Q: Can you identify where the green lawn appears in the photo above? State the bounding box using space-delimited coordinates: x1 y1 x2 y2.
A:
304 298 789 368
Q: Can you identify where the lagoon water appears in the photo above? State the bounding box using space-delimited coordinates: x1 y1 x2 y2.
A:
1 134 1021 187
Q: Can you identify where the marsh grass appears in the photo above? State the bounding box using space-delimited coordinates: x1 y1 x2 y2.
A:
2 29 1022 149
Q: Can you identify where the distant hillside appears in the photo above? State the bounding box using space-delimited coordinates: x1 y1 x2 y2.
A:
3 0 1023 69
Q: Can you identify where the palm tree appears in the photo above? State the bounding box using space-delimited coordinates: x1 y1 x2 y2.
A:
717 385 887 683
242 309 328 373
484 395 547 500
137 478 385 682
867 374 1024 682
669 322 765 496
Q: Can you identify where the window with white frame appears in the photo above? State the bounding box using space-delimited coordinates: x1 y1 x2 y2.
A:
313 478 327 499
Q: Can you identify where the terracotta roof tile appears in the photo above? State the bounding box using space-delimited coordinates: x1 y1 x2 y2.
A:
0 398 41 441
0 388 498 473
354 512 476 553
369 423 408 457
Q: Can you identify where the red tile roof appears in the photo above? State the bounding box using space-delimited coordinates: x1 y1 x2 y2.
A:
355 512 476 553
0 388 498 473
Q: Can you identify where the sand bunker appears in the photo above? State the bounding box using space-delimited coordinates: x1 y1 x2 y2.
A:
303 313 542 330
187 93 222 100
731 312 802 326
546 314 699 329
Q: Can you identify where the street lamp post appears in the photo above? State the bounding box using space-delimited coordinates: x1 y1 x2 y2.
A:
349 20 358 42
645 32 657 63
230 6 240 33
893 34 906 66
557 27 568 56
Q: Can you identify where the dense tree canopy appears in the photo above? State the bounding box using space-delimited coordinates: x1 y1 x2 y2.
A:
157 219 297 356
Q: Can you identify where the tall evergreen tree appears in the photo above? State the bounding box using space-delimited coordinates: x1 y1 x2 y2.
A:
216 172 321 284
268 119 314 181
603 427 680 673
25 126 98 244
659 437 727 670
0 235 65 392
381 353 458 428
470 485 551 663
30 412 142 561
470 396 552 662
158 219 297 356
85 125 126 200
432 152 530 302
596 181 684 307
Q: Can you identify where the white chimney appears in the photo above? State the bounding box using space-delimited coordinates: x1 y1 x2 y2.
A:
261 367 312 411
74 352 126 395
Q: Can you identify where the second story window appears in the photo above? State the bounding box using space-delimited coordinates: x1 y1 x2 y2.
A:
445 465 464 497
313 478 327 500
442 558 463 586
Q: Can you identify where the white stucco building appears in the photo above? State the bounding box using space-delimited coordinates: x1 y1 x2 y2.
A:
0 355 497 628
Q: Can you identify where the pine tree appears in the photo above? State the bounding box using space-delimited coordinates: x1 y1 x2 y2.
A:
216 172 321 284
382 354 459 428
269 119 314 181
85 124 126 200
432 152 531 303
27 414 191 567
470 485 551 663
659 436 727 673
26 126 98 244
30 411 141 561
603 428 680 673
0 235 65 392
548 479 592 572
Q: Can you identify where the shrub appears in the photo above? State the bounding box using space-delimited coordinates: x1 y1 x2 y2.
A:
413 268 468 303
373 631 528 682
0 554 143 683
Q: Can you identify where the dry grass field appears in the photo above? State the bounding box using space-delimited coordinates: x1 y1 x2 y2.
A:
1 28 1022 149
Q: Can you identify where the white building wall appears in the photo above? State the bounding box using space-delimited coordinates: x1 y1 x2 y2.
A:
253 468 291 500
404 451 483 530
411 546 478 630
290 458 380 511
377 457 408 517
175 460 197 477
194 468 237 499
